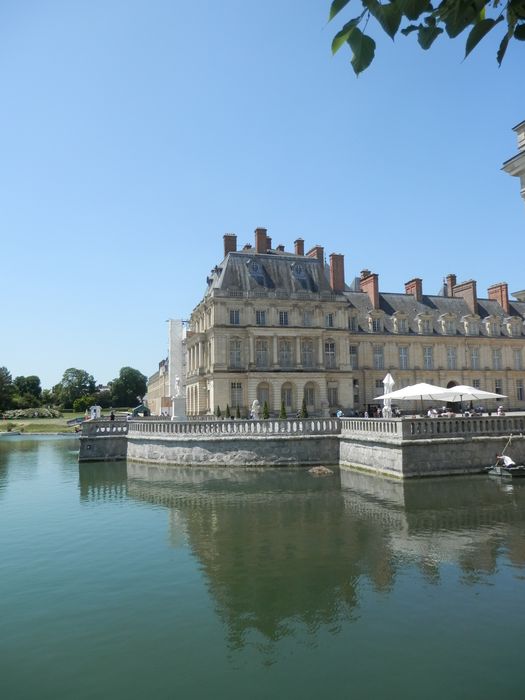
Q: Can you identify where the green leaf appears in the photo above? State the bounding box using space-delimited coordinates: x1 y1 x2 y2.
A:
400 23 420 34
497 32 510 64
330 0 352 20
347 27 377 74
439 0 485 38
417 23 443 47
366 0 403 38
398 0 433 21
515 22 525 39
332 16 362 53
465 17 502 56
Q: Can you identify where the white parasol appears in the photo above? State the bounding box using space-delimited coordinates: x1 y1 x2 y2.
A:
382 373 395 417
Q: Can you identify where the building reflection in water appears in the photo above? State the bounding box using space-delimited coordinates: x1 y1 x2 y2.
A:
80 461 525 650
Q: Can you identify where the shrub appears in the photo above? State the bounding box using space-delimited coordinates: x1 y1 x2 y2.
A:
299 399 308 419
262 401 269 419
235 405 241 419
225 403 231 418
216 406 221 418
279 401 287 419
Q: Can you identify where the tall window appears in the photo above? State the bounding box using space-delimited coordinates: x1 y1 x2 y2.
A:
303 310 313 327
281 383 293 409
255 339 269 368
397 318 407 333
423 346 433 370
373 345 384 370
229 339 242 368
304 383 315 406
324 341 336 369
257 383 270 408
348 316 357 332
325 313 334 328
420 319 432 334
495 379 502 395
229 309 240 325
493 348 502 370
349 345 358 370
372 318 382 332
399 346 409 370
445 320 455 335
514 349 523 371
301 339 314 368
472 379 481 389
327 386 338 406
256 310 266 326
447 347 457 370
279 310 289 326
230 382 243 408
470 347 480 370
517 380 524 402
279 339 293 368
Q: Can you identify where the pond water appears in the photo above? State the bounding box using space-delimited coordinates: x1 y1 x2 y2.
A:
1 436 525 699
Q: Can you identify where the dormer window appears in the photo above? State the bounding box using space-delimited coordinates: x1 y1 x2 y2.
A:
372 318 382 332
417 317 432 334
444 319 455 335
348 315 358 332
464 319 478 336
507 319 522 337
394 317 408 334
485 319 499 336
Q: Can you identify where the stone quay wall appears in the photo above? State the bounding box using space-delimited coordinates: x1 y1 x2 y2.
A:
339 415 525 478
80 415 525 477
78 419 129 462
126 418 341 467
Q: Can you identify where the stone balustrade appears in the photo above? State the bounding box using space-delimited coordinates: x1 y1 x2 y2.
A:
129 418 341 438
341 415 525 442
80 419 129 437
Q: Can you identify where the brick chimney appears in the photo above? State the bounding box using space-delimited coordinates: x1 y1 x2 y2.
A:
405 278 423 302
446 273 457 298
306 245 324 266
329 253 345 293
266 235 272 251
453 279 478 315
223 233 237 256
276 244 285 252
294 238 304 256
255 227 268 254
360 270 379 309
488 282 510 315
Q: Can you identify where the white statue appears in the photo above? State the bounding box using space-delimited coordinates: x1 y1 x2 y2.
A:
251 399 261 420
174 376 181 398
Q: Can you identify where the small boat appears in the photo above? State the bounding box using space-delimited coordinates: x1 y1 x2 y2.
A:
0 431 21 436
485 464 525 478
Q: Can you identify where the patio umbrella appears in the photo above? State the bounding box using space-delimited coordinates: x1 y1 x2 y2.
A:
374 382 448 415
382 373 395 417
429 385 507 406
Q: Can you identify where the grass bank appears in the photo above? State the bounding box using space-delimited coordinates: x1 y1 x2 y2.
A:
2 413 91 434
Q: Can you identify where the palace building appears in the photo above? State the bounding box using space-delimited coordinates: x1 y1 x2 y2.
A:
184 228 525 417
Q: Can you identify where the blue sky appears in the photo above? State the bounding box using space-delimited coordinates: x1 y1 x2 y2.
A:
0 1 523 389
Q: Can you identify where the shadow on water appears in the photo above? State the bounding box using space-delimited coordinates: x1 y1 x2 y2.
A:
78 460 525 651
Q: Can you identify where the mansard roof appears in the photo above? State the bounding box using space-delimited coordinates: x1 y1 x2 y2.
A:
205 250 340 297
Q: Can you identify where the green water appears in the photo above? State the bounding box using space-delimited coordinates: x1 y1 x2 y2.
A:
1 436 525 699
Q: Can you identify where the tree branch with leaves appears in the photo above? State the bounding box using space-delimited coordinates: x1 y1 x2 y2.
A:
330 0 525 74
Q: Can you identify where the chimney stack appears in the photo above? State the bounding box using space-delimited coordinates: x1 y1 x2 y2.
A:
255 227 268 254
276 244 285 252
405 278 423 302
452 279 478 315
446 273 457 297
329 253 345 293
488 282 510 315
294 238 304 256
223 233 237 257
360 270 379 309
306 245 324 266
266 235 272 251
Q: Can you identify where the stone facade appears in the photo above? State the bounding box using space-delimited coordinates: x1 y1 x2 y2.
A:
185 228 525 417
503 119 525 207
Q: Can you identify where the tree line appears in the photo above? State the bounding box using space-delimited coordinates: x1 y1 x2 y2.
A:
0 366 147 413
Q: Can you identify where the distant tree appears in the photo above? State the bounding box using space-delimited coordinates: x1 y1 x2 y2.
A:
279 401 287 419
0 367 14 411
225 403 231 418
235 405 241 419
262 401 270 419
94 390 112 408
54 368 96 409
216 405 222 418
73 395 98 413
13 375 42 401
329 0 525 75
110 367 147 407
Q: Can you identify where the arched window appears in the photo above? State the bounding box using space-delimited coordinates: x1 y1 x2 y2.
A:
281 382 293 410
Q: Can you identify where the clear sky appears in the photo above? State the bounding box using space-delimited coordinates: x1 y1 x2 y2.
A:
0 0 523 389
